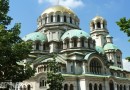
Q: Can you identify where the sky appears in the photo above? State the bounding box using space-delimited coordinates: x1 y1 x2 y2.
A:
9 0 130 71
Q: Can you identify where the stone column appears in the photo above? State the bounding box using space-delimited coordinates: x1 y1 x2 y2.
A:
82 62 86 74
77 38 81 47
53 14 57 22
85 39 88 48
69 39 73 48
114 82 117 90
95 22 97 29
63 41 66 49
104 80 109 90
47 15 50 23
60 14 64 22
101 23 103 29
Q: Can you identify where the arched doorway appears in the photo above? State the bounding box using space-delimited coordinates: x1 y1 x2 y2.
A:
89 83 92 90
99 84 102 90
94 84 97 90
64 84 68 90
109 80 114 90
70 84 74 90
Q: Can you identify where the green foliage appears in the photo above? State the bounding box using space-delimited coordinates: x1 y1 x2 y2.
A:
47 54 64 90
116 17 130 40
116 17 130 61
0 0 35 82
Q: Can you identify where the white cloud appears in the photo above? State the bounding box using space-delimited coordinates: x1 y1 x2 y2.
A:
38 0 84 8
38 0 44 4
122 59 130 71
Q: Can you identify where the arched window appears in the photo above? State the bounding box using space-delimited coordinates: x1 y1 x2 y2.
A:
81 38 85 47
23 85 26 90
36 42 40 50
72 38 77 47
88 38 91 48
124 85 126 90
43 43 46 50
89 83 92 90
64 15 67 22
57 15 60 22
90 59 102 74
45 17 47 24
97 22 101 28
99 84 102 90
51 15 53 22
20 86 22 90
94 84 97 90
70 17 72 23
70 84 74 90
64 84 68 90
109 80 114 90
117 84 119 90
65 39 69 49
120 85 122 90
27 85 31 90
39 79 46 87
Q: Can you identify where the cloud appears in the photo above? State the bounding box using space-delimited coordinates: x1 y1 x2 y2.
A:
38 0 84 8
38 0 44 4
122 59 130 71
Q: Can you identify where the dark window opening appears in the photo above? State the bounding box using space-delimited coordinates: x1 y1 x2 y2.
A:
57 15 60 22
51 15 53 22
70 17 72 23
97 22 101 28
64 15 67 22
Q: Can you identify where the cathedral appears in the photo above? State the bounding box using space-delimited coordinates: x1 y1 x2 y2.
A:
17 5 130 90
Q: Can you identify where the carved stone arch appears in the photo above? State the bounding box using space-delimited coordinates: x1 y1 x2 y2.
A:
94 83 98 90
89 83 92 90
109 80 114 90
88 56 104 74
64 83 68 90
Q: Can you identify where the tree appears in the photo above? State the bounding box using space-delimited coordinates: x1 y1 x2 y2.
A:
47 54 64 90
0 0 35 83
116 17 130 61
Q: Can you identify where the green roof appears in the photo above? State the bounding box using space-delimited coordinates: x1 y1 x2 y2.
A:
104 43 118 51
23 32 47 42
84 52 95 60
109 66 124 71
106 34 112 38
95 46 105 54
61 29 90 40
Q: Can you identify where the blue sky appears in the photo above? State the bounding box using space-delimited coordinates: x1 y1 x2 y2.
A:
9 0 130 70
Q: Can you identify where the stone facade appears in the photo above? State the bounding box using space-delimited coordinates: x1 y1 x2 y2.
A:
17 5 130 90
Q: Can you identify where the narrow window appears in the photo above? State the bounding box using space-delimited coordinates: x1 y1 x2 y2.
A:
45 17 47 24
70 84 74 90
89 83 92 90
97 22 101 28
57 15 60 22
36 42 40 50
70 17 72 23
64 15 67 22
51 15 53 22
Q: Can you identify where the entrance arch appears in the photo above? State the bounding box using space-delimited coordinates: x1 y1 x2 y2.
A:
109 80 114 90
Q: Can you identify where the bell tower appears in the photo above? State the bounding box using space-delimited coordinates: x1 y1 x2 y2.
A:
90 16 109 47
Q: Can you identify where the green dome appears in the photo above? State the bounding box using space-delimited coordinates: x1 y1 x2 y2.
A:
95 46 105 54
104 43 118 51
23 32 47 42
61 29 90 40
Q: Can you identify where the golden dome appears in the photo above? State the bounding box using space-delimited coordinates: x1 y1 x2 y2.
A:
41 5 76 15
